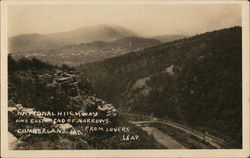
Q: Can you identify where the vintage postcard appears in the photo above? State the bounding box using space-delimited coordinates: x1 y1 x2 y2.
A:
1 0 249 157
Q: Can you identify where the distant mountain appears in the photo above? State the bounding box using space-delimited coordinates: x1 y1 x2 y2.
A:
8 33 60 52
9 24 137 52
12 36 161 66
152 34 187 43
80 26 242 147
45 24 137 45
113 36 160 48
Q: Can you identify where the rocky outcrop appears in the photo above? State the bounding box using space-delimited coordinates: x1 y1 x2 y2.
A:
8 64 119 149
8 56 168 149
8 96 118 149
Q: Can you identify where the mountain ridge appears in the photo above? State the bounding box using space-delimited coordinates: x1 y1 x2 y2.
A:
9 24 137 52
152 34 187 43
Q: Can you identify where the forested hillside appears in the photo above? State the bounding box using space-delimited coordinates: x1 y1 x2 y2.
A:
80 26 242 147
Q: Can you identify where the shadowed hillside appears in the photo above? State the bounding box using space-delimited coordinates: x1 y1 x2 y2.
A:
79 26 242 147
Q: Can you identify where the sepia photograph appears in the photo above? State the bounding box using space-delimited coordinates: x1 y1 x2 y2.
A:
1 0 249 157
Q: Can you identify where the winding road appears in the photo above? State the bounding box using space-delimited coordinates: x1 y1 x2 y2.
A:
141 126 185 149
132 120 232 149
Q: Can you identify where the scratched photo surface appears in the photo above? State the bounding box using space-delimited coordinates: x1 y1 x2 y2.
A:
7 3 242 150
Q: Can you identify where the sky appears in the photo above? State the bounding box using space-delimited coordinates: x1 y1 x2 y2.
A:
8 3 242 37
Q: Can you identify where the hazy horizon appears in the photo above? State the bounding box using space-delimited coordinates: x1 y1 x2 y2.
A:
8 3 241 37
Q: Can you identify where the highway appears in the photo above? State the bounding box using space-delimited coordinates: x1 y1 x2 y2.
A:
132 120 232 149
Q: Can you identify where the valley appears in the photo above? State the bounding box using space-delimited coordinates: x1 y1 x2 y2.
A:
12 36 161 66
8 26 242 149
9 24 185 66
